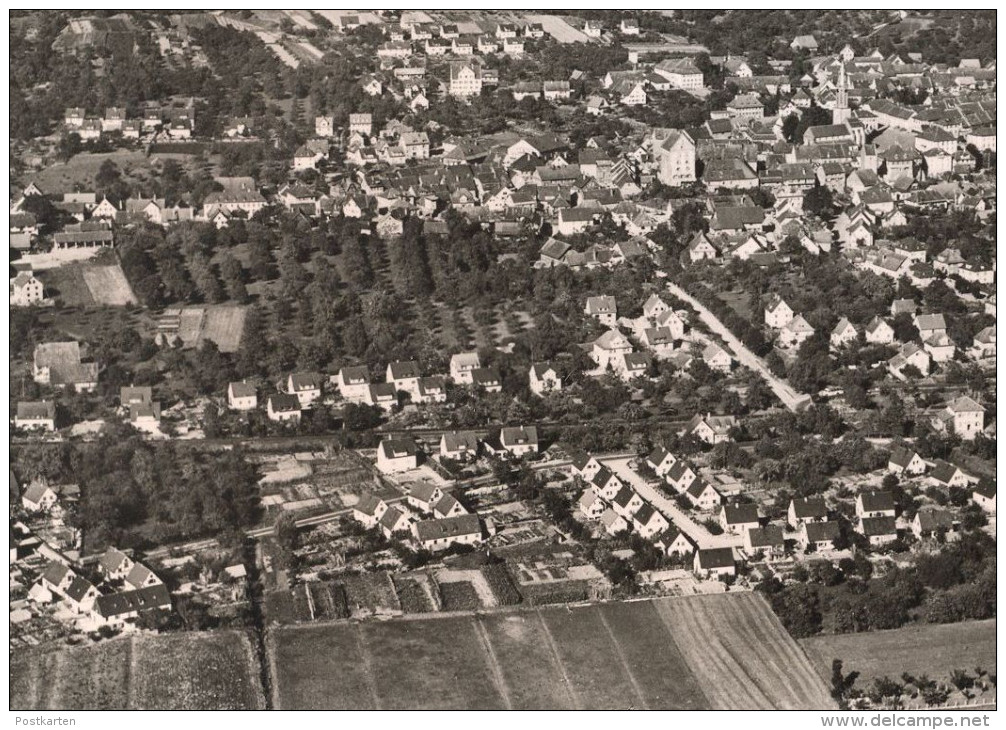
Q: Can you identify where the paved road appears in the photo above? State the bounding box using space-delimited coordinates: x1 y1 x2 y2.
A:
665 282 813 413
603 457 742 550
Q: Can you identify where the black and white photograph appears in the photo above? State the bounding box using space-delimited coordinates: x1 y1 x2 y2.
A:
8 8 997 716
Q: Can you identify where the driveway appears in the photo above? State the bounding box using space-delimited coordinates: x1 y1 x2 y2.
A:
603 457 743 550
666 282 813 413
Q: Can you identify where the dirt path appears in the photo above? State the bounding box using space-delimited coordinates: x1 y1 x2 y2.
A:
666 281 812 412
474 615 514 710
596 605 649 709
534 608 583 710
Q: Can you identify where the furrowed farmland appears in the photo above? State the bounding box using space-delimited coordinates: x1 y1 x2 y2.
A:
10 630 265 710
269 593 835 710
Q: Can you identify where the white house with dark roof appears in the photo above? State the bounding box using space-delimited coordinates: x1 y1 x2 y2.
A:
22 480 58 512
655 526 694 557
633 503 669 539
693 547 736 578
377 438 419 474
686 479 721 510
787 497 828 529
407 482 444 514
440 431 480 461
529 362 561 396
600 508 629 535
591 466 623 501
888 446 927 476
764 295 794 329
228 381 257 411
720 503 760 535
611 485 645 519
337 366 371 402
972 482 996 513
855 490 896 519
266 394 301 422
15 401 56 431
353 494 388 528
286 372 323 407
500 426 538 458
578 489 607 519
450 351 481 384
646 446 676 477
933 396 985 440
799 520 840 551
585 295 617 326
744 525 785 559
414 514 482 551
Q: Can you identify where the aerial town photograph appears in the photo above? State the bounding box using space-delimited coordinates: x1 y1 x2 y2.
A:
8 8 997 716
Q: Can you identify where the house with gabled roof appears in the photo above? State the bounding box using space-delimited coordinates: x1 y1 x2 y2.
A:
571 452 603 481
926 460 972 490
266 394 301 423
972 482 996 513
856 490 895 519
379 506 413 539
932 396 985 441
450 351 481 384
787 496 828 529
22 480 58 512
744 525 785 559
286 372 323 407
684 413 737 445
655 526 694 557
694 547 736 578
98 548 134 581
600 508 629 535
15 401 56 432
432 493 468 520
830 318 859 350
865 316 895 344
911 508 955 540
529 361 561 396
611 485 645 519
500 426 538 458
665 460 698 493
585 295 617 326
407 482 444 514
578 489 607 519
702 343 733 373
888 446 927 476
858 515 897 546
353 494 388 529
633 503 670 539
337 366 371 402
591 466 623 501
228 381 258 411
125 562 162 590
377 437 419 474
799 520 841 551
440 430 480 462
686 478 721 511
414 513 482 551
720 502 760 534
646 446 676 477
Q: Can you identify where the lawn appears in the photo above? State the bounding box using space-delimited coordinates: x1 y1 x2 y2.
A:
800 619 997 688
81 264 137 305
10 631 262 710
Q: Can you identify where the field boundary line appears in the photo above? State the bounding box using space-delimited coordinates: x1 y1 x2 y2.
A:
596 605 650 710
127 635 139 709
266 632 283 710
474 615 513 710
353 624 383 710
535 608 583 710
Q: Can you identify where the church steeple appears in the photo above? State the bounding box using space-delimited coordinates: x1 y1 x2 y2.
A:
834 61 850 125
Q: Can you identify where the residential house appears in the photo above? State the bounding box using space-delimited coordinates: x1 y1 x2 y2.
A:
98 548 134 581
830 318 859 349
379 506 413 539
227 381 258 411
413 514 482 551
337 366 371 402
686 478 721 510
972 482 996 513
764 295 794 329
693 547 736 578
377 437 419 474
22 480 58 512
858 515 898 545
855 490 896 519
927 461 972 490
933 396 985 440
266 394 301 422
865 316 895 344
655 526 694 557
33 342 98 392
386 361 422 399
353 494 388 528
702 343 733 373
585 295 617 326
592 330 633 371
600 508 630 535
744 525 786 559
646 446 677 477
888 446 927 476
432 493 468 520
417 376 448 404
578 489 607 519
286 372 323 407
684 413 737 445
591 466 623 501
720 503 760 535
911 508 955 540
440 431 480 461
15 401 56 432
500 426 538 458
529 362 561 396
450 351 481 384
10 271 44 306
787 497 828 529
799 521 841 551
611 486 645 519
632 503 670 539
406 482 444 514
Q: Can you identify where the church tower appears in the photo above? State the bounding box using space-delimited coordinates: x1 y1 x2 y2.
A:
833 62 851 125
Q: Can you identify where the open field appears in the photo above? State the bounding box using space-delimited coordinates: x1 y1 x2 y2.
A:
81 264 137 305
39 265 94 306
654 591 835 710
10 631 264 710
270 593 832 710
800 620 997 687
29 150 152 192
528 14 591 43
202 305 247 352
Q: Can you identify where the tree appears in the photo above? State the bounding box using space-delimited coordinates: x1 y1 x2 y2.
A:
803 185 835 218
831 660 860 709
219 253 249 303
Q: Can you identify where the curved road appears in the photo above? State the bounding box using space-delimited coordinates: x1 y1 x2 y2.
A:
665 282 813 413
